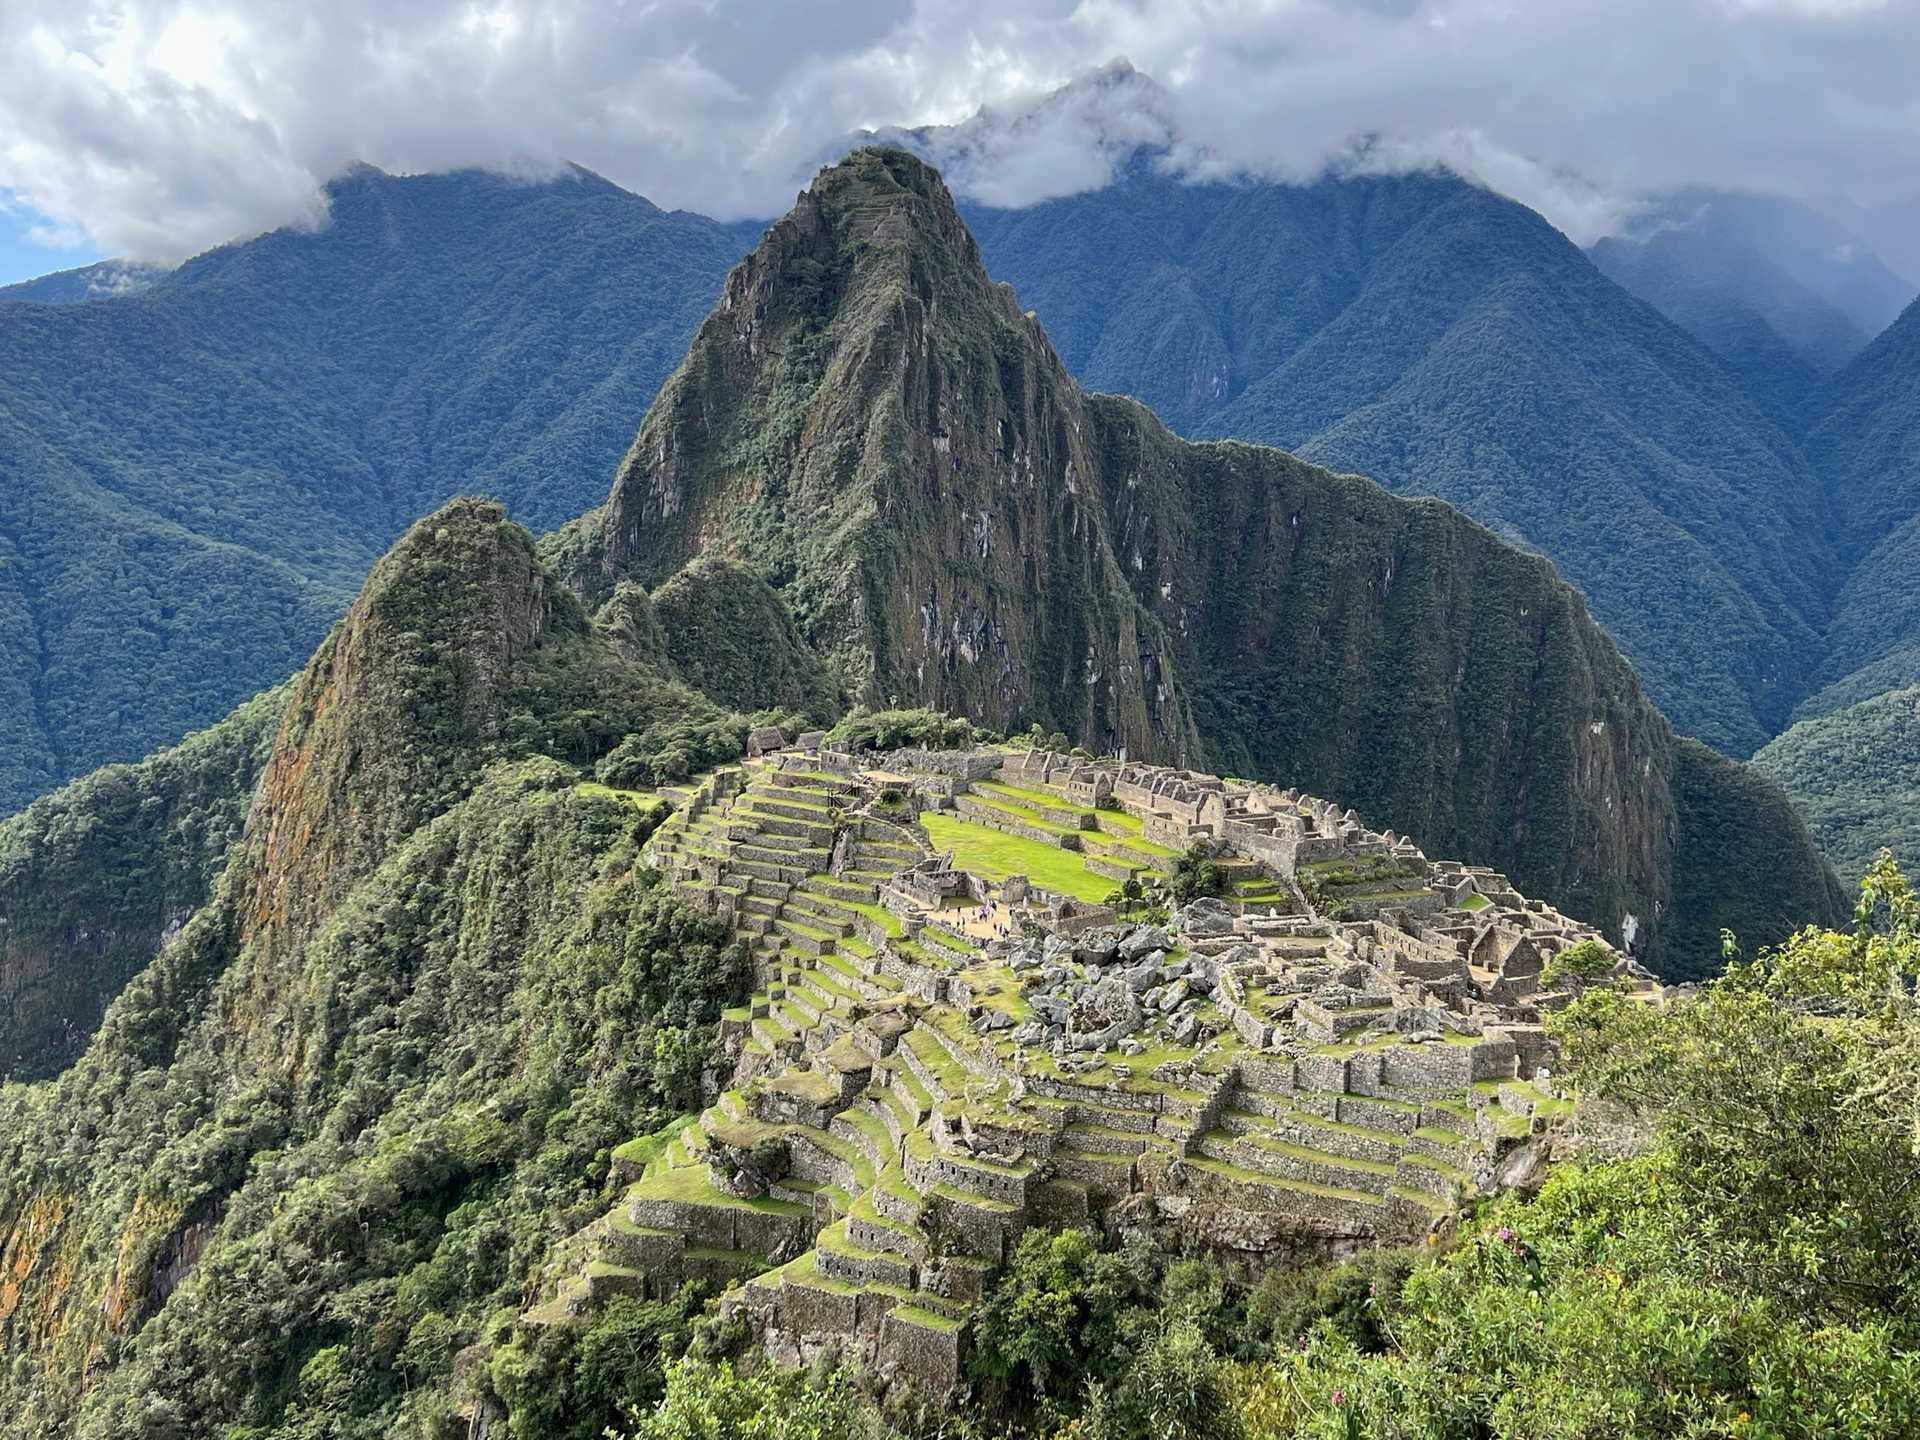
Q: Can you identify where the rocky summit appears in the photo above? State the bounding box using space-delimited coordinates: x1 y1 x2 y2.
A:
539 733 1648 1394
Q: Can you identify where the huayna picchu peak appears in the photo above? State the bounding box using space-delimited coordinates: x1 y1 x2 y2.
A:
553 148 1845 978
0 144 1904 1440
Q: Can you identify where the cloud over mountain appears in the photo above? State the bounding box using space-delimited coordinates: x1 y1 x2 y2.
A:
4 0 1920 262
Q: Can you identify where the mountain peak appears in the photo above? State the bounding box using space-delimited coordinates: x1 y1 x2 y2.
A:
550 149 1847 970
790 146 978 258
559 143 1187 756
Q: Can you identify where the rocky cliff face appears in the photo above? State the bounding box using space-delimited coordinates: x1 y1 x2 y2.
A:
550 147 1201 760
1085 409 1681 949
557 147 1844 973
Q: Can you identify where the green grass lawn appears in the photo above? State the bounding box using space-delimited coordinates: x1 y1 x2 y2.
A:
921 813 1114 903
975 779 1080 813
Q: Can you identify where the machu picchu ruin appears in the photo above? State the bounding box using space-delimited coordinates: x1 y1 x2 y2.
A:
537 735 1653 1393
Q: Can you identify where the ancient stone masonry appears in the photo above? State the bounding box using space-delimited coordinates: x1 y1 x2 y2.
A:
532 741 1653 1395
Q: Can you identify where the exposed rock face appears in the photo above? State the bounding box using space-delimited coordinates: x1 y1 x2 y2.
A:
554 147 1845 973
550 147 1200 760
243 500 570 948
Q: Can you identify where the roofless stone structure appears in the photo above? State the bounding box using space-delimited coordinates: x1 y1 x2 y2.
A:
527 741 1653 1393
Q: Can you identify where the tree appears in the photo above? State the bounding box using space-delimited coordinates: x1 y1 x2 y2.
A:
1551 855 1920 1325
1104 877 1146 920
972 1229 1154 1408
1168 845 1227 904
619 1359 894 1440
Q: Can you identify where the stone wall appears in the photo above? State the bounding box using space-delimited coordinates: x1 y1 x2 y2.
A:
882 748 1002 779
880 1313 963 1394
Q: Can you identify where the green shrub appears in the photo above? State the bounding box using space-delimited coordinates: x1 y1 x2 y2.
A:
826 708 976 753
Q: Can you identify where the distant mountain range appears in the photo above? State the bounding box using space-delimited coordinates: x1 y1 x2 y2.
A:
1588 188 1914 422
0 258 167 304
1754 292 1920 877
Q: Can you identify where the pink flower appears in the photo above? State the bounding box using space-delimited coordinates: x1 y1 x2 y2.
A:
1332 1390 1347 1407
1497 1226 1515 1243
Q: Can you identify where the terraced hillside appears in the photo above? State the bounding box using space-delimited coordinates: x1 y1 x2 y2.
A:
529 741 1644 1390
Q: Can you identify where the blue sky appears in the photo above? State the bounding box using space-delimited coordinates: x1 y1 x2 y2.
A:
0 192 103 286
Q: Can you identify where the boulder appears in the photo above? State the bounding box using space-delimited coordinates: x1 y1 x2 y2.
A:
1119 926 1172 960
1178 897 1235 938
1087 977 1138 1027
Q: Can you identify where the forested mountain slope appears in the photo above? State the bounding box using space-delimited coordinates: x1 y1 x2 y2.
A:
1755 684 1920 879
0 685 286 1081
0 164 745 812
1810 295 1920 571
1587 188 1913 423
0 499 764 1436
952 163 1834 756
557 147 1846 973
0 259 166 304
1758 298 1920 875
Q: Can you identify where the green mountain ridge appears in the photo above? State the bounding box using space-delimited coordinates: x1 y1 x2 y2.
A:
952 165 1837 756
0 499 758 1437
4 144 1917 907
1754 683 1920 879
1754 298 1920 875
0 163 745 811
1586 187 1915 422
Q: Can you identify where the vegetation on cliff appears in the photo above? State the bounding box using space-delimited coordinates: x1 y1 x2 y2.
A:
0 500 762 1438
0 684 287 1080
1755 685 1920 880
650 557 843 721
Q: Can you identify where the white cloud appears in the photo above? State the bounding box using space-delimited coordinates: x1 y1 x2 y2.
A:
1 0 1917 261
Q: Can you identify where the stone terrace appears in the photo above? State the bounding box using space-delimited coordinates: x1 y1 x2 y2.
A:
533 741 1649 1394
